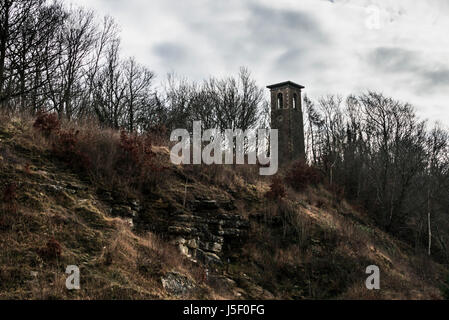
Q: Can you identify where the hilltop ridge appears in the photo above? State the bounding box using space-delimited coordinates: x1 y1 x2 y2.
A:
0 113 446 299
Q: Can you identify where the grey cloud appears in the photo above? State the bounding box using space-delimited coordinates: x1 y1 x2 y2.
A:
246 2 328 45
70 0 449 126
153 42 188 64
180 1 327 44
369 47 449 89
369 47 419 72
421 69 449 87
245 3 329 76
173 1 329 73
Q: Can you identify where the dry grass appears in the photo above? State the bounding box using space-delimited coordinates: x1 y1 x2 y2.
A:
0 114 210 299
238 182 446 300
0 198 207 299
0 112 447 300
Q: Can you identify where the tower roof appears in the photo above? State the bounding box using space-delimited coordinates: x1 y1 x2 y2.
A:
267 81 305 90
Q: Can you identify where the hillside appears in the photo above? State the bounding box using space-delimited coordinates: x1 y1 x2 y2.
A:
0 113 446 300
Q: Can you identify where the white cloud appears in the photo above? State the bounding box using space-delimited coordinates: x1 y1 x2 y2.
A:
70 0 449 126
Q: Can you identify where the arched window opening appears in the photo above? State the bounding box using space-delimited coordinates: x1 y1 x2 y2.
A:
293 94 298 109
277 93 283 109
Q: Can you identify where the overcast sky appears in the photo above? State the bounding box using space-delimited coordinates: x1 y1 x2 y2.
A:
70 0 449 126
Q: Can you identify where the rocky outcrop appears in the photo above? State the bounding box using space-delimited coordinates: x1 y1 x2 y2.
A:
98 191 249 265
97 189 141 219
166 199 249 265
161 272 196 297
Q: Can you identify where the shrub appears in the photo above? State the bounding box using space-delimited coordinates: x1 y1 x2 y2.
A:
265 176 286 200
0 215 11 230
119 130 155 169
52 129 91 172
2 183 17 214
24 163 31 175
39 238 62 260
33 110 60 136
328 183 345 204
147 124 168 146
117 130 164 191
442 275 449 300
33 113 165 195
285 161 322 192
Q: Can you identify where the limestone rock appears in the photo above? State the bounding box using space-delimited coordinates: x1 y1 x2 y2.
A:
186 238 199 249
161 272 195 297
111 205 137 218
144 197 249 266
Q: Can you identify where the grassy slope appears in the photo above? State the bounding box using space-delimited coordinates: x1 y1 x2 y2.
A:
0 114 446 299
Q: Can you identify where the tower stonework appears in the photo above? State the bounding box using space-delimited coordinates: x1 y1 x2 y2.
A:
268 81 306 165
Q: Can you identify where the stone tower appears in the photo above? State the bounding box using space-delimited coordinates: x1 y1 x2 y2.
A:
267 81 306 164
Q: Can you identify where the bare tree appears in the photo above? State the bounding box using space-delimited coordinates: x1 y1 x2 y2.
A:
0 0 64 109
92 38 126 128
123 57 155 132
51 6 96 118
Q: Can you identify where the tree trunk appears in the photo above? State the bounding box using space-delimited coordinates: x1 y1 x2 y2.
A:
427 188 432 256
0 2 10 102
